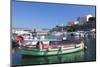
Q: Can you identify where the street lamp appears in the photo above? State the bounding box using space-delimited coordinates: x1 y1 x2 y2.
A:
61 24 64 32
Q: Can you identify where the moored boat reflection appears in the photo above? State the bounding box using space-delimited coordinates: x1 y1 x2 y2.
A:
21 51 85 65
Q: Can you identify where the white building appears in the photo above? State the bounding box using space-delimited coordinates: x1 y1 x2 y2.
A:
77 14 93 25
74 21 79 25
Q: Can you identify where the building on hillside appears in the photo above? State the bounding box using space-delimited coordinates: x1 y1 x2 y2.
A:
77 14 93 25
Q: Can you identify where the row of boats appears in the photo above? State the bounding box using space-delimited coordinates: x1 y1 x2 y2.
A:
12 31 89 56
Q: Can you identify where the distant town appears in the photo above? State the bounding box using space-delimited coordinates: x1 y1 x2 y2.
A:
12 14 96 35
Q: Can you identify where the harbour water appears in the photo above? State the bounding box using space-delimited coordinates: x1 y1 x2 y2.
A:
12 35 96 66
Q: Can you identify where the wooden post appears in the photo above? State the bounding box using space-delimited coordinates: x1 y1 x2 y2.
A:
39 41 43 51
18 41 22 48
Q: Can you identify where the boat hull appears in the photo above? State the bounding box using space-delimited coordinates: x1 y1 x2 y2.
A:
21 43 85 56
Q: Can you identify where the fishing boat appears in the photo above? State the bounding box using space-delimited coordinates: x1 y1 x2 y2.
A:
21 38 86 56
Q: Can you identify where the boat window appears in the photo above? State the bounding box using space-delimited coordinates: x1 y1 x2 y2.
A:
49 41 61 45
